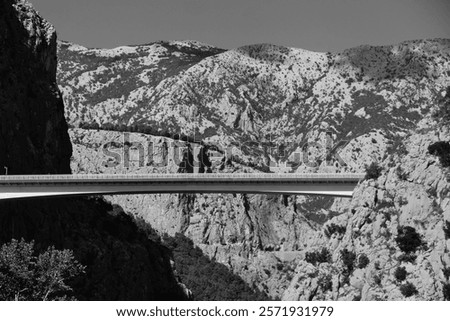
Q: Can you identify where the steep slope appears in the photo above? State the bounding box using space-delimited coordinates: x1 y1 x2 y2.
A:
59 36 450 299
0 0 187 300
0 0 71 174
59 39 450 169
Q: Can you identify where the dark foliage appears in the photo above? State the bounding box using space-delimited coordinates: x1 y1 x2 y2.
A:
443 221 450 239
394 266 407 282
432 86 450 124
398 253 417 263
0 198 188 300
373 274 382 286
395 226 424 253
428 141 450 167
399 282 418 298
357 254 370 269
318 274 333 292
0 239 85 301
305 248 332 266
162 233 268 301
340 249 356 276
443 283 450 301
443 267 450 280
324 223 346 238
365 162 382 180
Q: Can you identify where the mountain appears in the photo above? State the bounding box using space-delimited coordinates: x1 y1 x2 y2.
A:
0 0 188 300
58 34 450 299
58 38 450 170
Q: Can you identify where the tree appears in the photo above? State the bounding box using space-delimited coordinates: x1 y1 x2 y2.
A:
357 254 370 269
432 86 450 124
428 142 450 168
399 282 418 298
365 162 382 180
394 266 407 282
0 239 85 300
305 248 332 266
395 226 424 253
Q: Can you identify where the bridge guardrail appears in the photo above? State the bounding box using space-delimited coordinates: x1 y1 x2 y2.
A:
0 173 365 184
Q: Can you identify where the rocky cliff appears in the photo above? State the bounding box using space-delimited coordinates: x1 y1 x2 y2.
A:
0 0 187 300
59 36 450 300
0 0 71 174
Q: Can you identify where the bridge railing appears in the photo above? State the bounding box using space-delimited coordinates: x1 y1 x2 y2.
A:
0 172 365 183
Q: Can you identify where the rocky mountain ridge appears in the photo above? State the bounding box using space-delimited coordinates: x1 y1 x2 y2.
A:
54 14 450 300
59 38 450 170
60 35 450 300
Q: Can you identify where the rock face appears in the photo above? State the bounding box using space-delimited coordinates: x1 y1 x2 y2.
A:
0 0 187 300
61 35 450 300
58 39 450 170
0 0 71 174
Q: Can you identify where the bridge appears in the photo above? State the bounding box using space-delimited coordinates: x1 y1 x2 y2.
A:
0 173 365 200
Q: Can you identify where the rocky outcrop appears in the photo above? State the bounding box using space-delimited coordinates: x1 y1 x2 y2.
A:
0 0 187 300
64 35 450 300
0 0 71 174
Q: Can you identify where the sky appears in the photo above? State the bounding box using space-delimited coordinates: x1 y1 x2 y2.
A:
31 0 450 52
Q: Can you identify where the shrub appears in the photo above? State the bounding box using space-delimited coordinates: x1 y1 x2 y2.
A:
399 282 418 298
395 226 424 253
428 141 450 167
0 239 85 301
305 248 332 266
318 274 333 292
443 283 450 301
357 254 370 269
340 249 356 275
317 274 333 292
324 223 346 238
444 221 450 240
394 266 407 282
443 267 450 280
373 274 382 286
365 162 383 180
432 86 450 124
398 253 417 263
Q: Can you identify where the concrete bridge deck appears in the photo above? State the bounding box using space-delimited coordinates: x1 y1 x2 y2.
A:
0 173 365 200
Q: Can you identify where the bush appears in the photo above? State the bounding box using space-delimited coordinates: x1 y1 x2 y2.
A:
365 162 383 180
443 283 450 301
432 86 450 124
357 254 370 269
305 248 332 266
399 282 418 298
324 223 346 238
340 249 356 275
394 266 407 282
444 221 450 239
318 274 333 292
398 253 417 263
443 267 450 280
373 274 382 286
395 226 424 253
428 141 450 167
0 239 85 301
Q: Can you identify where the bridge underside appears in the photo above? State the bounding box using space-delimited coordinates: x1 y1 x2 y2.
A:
0 182 356 200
